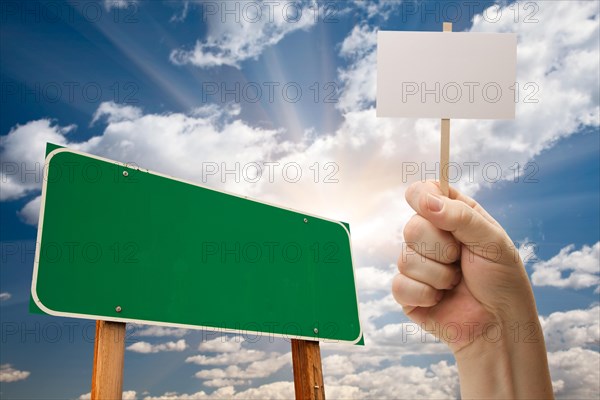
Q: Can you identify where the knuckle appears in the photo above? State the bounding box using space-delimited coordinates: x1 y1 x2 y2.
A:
397 255 410 274
419 284 436 305
391 274 405 303
457 202 474 228
403 215 423 242
444 241 461 262
438 267 456 289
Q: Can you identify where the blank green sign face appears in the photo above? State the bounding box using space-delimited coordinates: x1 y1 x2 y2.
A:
32 146 362 344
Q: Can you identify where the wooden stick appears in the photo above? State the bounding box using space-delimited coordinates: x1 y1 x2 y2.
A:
440 22 452 197
291 339 325 400
91 321 126 400
440 118 450 197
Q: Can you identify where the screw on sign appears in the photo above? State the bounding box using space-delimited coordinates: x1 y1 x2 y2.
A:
31 143 362 400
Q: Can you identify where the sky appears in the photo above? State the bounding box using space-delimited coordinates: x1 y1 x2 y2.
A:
0 0 599 398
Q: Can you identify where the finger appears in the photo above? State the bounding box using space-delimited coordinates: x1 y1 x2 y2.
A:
398 249 461 290
447 185 502 229
403 214 461 264
400 304 417 316
406 181 500 228
391 273 443 307
405 182 512 261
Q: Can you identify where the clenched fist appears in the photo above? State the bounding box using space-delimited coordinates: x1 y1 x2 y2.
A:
392 181 553 399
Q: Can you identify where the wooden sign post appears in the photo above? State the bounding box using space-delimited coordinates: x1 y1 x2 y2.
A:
291 339 325 400
91 321 126 400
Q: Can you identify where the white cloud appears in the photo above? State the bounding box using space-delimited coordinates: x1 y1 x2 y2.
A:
78 390 137 400
517 239 538 264
194 352 290 381
188 338 279 375
143 383 292 400
355 265 395 294
0 364 30 382
17 195 41 226
337 25 378 112
203 379 248 388
367 322 448 354
339 24 377 60
103 0 137 11
323 384 366 399
169 1 189 23
0 292 11 302
145 345 600 399
226 382 293 399
126 339 187 354
322 354 355 376
548 347 600 399
198 337 245 353
123 391 138 400
0 119 72 201
532 242 600 291
190 340 293 388
350 0 401 21
1 102 288 227
186 349 266 366
468 1 600 152
132 325 189 338
142 389 218 400
169 1 317 68
327 360 459 399
91 101 143 125
540 306 600 352
358 294 405 331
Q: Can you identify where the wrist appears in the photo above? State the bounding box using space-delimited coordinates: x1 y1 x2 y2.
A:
453 317 553 399
454 336 515 399
439 308 540 354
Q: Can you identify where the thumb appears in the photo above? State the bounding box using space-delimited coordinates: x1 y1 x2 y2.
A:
408 185 514 263
422 193 498 240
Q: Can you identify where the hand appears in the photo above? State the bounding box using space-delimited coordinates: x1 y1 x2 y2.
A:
392 181 553 398
393 180 535 351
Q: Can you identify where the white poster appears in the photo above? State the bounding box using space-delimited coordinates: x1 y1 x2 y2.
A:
377 31 517 119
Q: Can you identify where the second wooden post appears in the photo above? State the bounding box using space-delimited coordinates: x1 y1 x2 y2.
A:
91 321 126 400
291 339 325 400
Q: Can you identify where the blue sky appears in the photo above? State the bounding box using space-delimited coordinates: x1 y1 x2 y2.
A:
1 1 599 399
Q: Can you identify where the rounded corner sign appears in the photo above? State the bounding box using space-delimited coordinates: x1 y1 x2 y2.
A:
31 148 363 345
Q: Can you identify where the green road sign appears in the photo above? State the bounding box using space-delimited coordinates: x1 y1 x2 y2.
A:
31 144 362 344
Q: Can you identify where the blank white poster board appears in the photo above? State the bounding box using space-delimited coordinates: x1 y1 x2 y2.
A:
377 31 517 119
